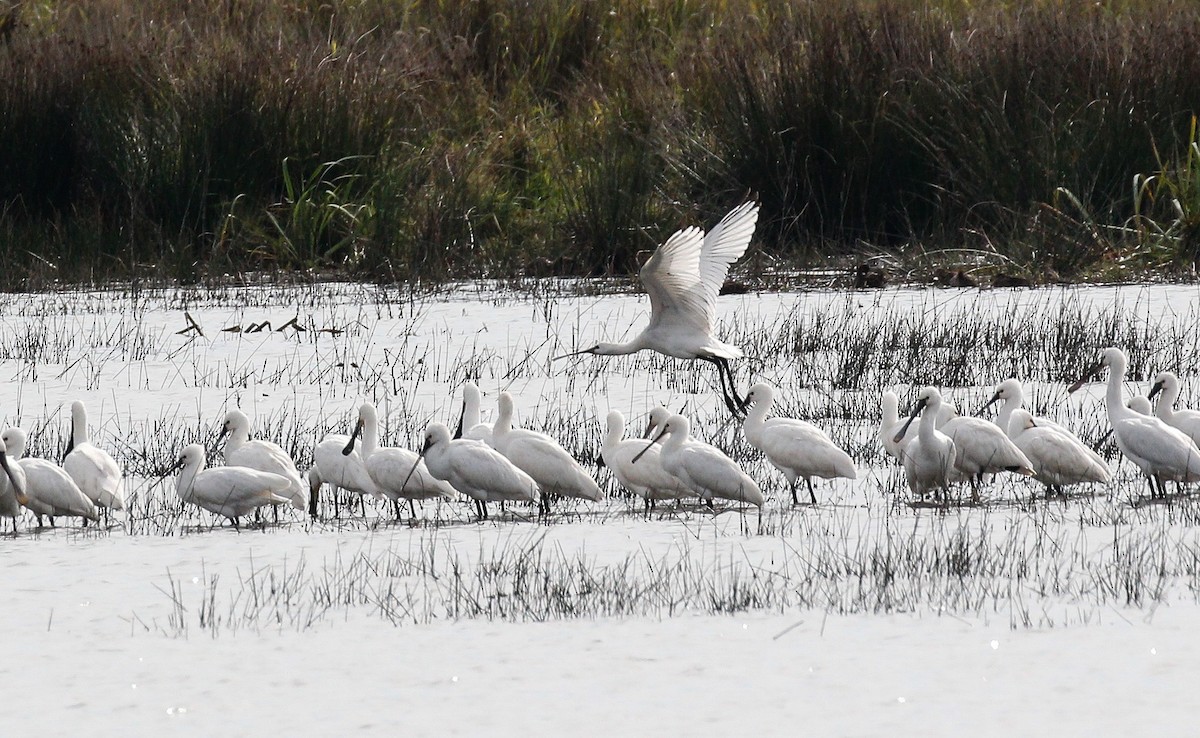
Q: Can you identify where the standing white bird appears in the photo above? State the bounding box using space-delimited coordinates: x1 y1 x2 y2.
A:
976 379 1067 436
556 202 761 416
0 435 27 531
1008 410 1111 495
742 383 856 505
1069 347 1200 498
893 387 958 501
879 391 915 462
2 427 98 526
62 400 125 511
1147 371 1200 447
635 413 763 508
418 423 538 520
939 403 1035 499
220 409 307 514
344 402 458 520
174 444 292 526
308 411 382 518
454 381 493 443
491 392 602 513
600 410 690 514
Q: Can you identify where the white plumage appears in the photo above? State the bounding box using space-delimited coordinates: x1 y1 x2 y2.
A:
0 436 23 530
638 413 763 508
347 402 458 517
895 387 958 501
221 409 306 512
742 382 855 505
1070 347 1200 498
879 391 914 462
1007 409 1111 493
491 392 602 510
419 423 538 520
1148 371 1200 447
600 410 691 511
175 444 292 525
62 400 125 510
978 379 1066 436
455 381 493 443
3 427 98 525
939 403 1035 494
558 202 760 415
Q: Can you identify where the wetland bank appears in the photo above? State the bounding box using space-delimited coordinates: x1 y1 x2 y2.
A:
1 279 1199 734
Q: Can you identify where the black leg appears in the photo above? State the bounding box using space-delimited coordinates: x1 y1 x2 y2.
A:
807 478 817 505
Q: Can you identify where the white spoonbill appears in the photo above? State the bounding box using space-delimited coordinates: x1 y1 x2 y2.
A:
454 381 493 443
0 435 26 531
344 402 458 520
62 400 125 511
635 413 763 508
174 444 292 526
939 403 1035 498
419 423 538 520
1147 371 1200 446
879 391 915 461
220 409 307 514
1069 347 1200 498
893 387 957 501
2 427 98 526
308 412 382 518
600 410 690 514
1008 410 1111 495
976 379 1066 436
1128 395 1153 415
491 392 602 513
556 202 760 416
742 382 856 505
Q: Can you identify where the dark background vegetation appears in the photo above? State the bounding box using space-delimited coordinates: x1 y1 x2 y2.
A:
2 0 1200 287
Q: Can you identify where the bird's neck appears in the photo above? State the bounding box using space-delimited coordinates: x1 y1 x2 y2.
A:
1105 366 1130 424
594 337 646 356
919 407 939 442
361 416 379 457
71 414 88 446
176 462 201 500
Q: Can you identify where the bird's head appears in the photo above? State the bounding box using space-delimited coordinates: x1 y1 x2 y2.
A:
553 342 623 360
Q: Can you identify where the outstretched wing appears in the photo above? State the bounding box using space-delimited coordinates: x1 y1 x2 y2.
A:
640 202 759 336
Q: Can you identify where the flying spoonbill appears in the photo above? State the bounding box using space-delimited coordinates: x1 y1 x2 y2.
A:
418 423 538 520
742 382 856 505
556 202 760 417
1069 347 1200 498
174 444 293 527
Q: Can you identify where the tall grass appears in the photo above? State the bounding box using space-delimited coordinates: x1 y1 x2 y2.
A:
3 0 1200 286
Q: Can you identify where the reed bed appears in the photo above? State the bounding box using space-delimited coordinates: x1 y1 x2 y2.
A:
3 1 1200 287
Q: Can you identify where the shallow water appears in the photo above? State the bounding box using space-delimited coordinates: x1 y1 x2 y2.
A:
2 280 1200 733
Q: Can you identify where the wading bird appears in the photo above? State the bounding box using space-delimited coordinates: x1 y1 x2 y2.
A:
174 444 292 527
344 402 458 520
491 392 602 514
0 436 23 532
1069 347 1200 498
62 400 125 513
556 202 760 417
1008 409 1110 496
894 387 957 502
220 409 307 515
939 402 1035 499
418 423 538 521
742 383 856 505
635 413 763 508
879 391 915 462
600 410 690 515
454 381 493 443
1147 371 1200 447
308 409 382 518
4 427 98 526
976 379 1066 437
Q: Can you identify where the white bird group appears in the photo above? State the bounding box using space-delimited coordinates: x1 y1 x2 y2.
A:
0 400 123 531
